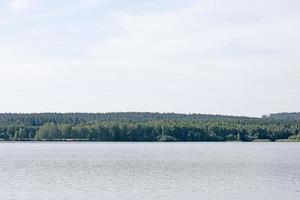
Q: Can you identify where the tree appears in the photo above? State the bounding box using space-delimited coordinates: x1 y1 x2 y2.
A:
36 123 62 140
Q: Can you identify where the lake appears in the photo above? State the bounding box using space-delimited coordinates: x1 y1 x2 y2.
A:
0 142 299 200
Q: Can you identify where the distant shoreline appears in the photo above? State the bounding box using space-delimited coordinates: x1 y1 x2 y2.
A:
1 112 299 142
1 140 299 143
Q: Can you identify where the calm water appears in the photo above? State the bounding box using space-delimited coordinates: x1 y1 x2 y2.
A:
0 142 299 200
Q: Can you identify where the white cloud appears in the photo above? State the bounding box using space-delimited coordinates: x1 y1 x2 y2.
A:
8 0 34 12
0 0 299 115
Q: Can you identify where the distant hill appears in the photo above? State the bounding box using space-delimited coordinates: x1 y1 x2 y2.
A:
0 112 254 126
267 112 300 120
1 112 300 126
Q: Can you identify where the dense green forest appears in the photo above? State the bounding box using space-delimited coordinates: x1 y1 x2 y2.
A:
0 112 299 142
267 112 300 121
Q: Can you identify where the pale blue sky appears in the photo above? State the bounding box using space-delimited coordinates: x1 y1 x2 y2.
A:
0 0 299 116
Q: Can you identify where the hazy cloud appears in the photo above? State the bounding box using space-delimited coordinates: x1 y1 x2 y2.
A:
7 0 34 12
0 0 299 116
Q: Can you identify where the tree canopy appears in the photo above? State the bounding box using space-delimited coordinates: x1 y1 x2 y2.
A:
0 112 299 142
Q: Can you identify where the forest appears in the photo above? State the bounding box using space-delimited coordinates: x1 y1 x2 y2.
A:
0 112 299 142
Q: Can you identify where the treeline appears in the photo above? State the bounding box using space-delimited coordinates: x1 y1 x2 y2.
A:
267 112 300 121
0 113 299 142
1 121 300 141
0 112 254 126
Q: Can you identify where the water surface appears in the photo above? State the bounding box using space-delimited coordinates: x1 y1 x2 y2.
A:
0 142 299 200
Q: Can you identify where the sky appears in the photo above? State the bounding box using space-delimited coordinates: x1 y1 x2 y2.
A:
0 0 299 117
